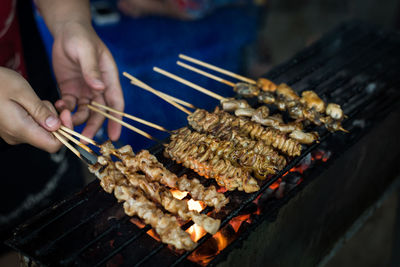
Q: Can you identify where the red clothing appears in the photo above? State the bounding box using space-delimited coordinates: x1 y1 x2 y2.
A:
0 0 26 77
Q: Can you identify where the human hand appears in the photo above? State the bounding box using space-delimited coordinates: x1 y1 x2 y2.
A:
0 67 72 153
52 21 124 141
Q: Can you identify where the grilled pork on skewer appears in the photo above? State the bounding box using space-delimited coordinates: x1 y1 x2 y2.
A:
115 161 220 234
89 158 197 251
99 141 228 211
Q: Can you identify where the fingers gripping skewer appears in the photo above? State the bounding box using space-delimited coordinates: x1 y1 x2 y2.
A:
177 61 236 87
53 131 83 160
87 104 160 142
91 101 171 133
153 67 225 101
59 126 100 147
57 129 95 154
179 54 256 84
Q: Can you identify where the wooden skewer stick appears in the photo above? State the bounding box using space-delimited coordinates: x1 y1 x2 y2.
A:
153 67 225 101
53 131 82 160
122 72 192 115
87 104 158 142
59 126 99 147
91 101 170 133
129 81 196 110
123 72 196 109
57 129 95 155
179 54 256 85
177 61 236 87
130 80 197 117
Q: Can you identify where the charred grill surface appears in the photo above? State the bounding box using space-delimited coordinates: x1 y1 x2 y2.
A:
6 22 400 267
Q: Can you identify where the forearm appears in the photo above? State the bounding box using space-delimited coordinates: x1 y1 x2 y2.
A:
34 0 92 37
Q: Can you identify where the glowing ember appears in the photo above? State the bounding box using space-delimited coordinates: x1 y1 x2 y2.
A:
187 223 207 242
130 218 145 228
146 229 161 241
188 199 206 212
170 189 188 200
214 232 229 251
268 179 282 190
217 187 228 193
229 214 251 233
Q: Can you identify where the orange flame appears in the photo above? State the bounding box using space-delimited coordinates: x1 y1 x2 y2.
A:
229 214 252 233
146 229 161 241
214 232 229 251
268 178 282 190
187 223 207 242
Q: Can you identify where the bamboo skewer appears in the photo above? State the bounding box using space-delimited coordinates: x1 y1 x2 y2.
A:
87 104 159 142
53 131 82 160
153 67 225 101
129 81 196 110
131 81 200 118
57 129 95 155
59 126 99 147
179 54 256 85
122 72 192 115
123 72 194 113
177 61 236 87
123 72 196 109
91 101 170 133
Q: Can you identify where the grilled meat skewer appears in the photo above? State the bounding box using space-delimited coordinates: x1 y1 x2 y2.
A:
188 108 302 156
89 157 197 251
99 141 228 211
171 127 287 179
115 161 220 234
164 136 260 193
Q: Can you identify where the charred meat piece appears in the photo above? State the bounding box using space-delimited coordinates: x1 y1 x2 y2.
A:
300 91 326 113
221 98 250 112
257 78 277 92
234 82 259 97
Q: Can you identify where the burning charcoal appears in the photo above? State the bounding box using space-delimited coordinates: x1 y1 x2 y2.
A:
283 172 302 185
275 181 286 199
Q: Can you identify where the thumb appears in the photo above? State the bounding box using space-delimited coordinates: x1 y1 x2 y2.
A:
17 93 61 132
79 44 105 91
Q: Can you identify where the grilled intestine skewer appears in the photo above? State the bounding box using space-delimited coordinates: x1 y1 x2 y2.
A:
188 107 302 157
170 127 287 179
176 56 347 132
164 131 260 193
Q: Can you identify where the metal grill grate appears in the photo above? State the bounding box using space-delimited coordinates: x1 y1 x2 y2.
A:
6 21 400 267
